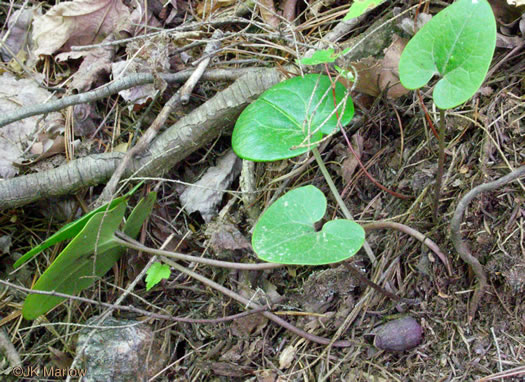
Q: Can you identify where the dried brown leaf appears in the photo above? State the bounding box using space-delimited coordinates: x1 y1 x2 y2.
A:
259 0 280 28
344 35 409 99
180 150 241 222
278 345 296 369
1 7 37 62
0 73 63 178
32 0 130 57
70 37 115 92
206 222 251 252
231 314 268 337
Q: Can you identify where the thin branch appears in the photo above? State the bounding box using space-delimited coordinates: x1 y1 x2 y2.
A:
0 279 267 324
96 30 224 206
113 231 282 271
362 221 452 276
0 68 265 129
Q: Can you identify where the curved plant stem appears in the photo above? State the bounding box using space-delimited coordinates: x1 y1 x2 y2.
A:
449 165 525 321
312 146 377 264
160 257 353 347
433 108 446 222
324 67 412 200
362 221 452 276
113 231 282 271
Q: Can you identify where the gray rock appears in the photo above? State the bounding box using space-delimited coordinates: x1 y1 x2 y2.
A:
76 316 165 382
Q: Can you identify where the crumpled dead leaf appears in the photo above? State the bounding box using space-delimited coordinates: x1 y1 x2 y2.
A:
111 35 172 105
32 0 130 57
0 72 63 178
278 345 296 369
341 35 409 99
231 314 268 337
1 7 37 62
259 0 280 28
70 36 115 92
206 221 252 253
180 150 241 222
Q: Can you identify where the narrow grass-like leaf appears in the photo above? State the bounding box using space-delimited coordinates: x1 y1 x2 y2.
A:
344 0 386 21
22 203 127 320
123 192 157 238
14 182 143 268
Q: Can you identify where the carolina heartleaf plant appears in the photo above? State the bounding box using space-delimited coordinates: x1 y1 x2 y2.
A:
232 74 365 265
398 0 496 219
399 0 497 109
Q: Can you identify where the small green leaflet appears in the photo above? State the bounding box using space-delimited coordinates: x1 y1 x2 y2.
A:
145 262 171 291
297 47 351 66
344 0 386 21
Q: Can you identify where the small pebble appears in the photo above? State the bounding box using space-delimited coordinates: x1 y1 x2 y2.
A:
371 316 423 352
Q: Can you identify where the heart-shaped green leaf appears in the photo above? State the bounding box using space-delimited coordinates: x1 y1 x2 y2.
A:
398 0 496 109
14 182 143 269
232 74 354 162
252 186 365 265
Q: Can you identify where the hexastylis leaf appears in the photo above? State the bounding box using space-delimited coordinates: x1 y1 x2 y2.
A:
232 74 354 162
399 0 496 109
252 186 365 265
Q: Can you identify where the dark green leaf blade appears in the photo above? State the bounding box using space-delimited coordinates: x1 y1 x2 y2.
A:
123 192 157 238
232 74 354 162
22 203 127 320
398 0 496 109
14 182 143 269
252 186 365 265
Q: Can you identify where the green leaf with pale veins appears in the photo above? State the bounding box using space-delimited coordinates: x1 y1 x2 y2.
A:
252 186 365 265
232 74 354 162
399 0 496 109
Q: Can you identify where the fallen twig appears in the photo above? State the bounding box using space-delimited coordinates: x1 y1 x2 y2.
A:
0 68 283 210
96 30 224 206
449 165 525 321
0 68 265 129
